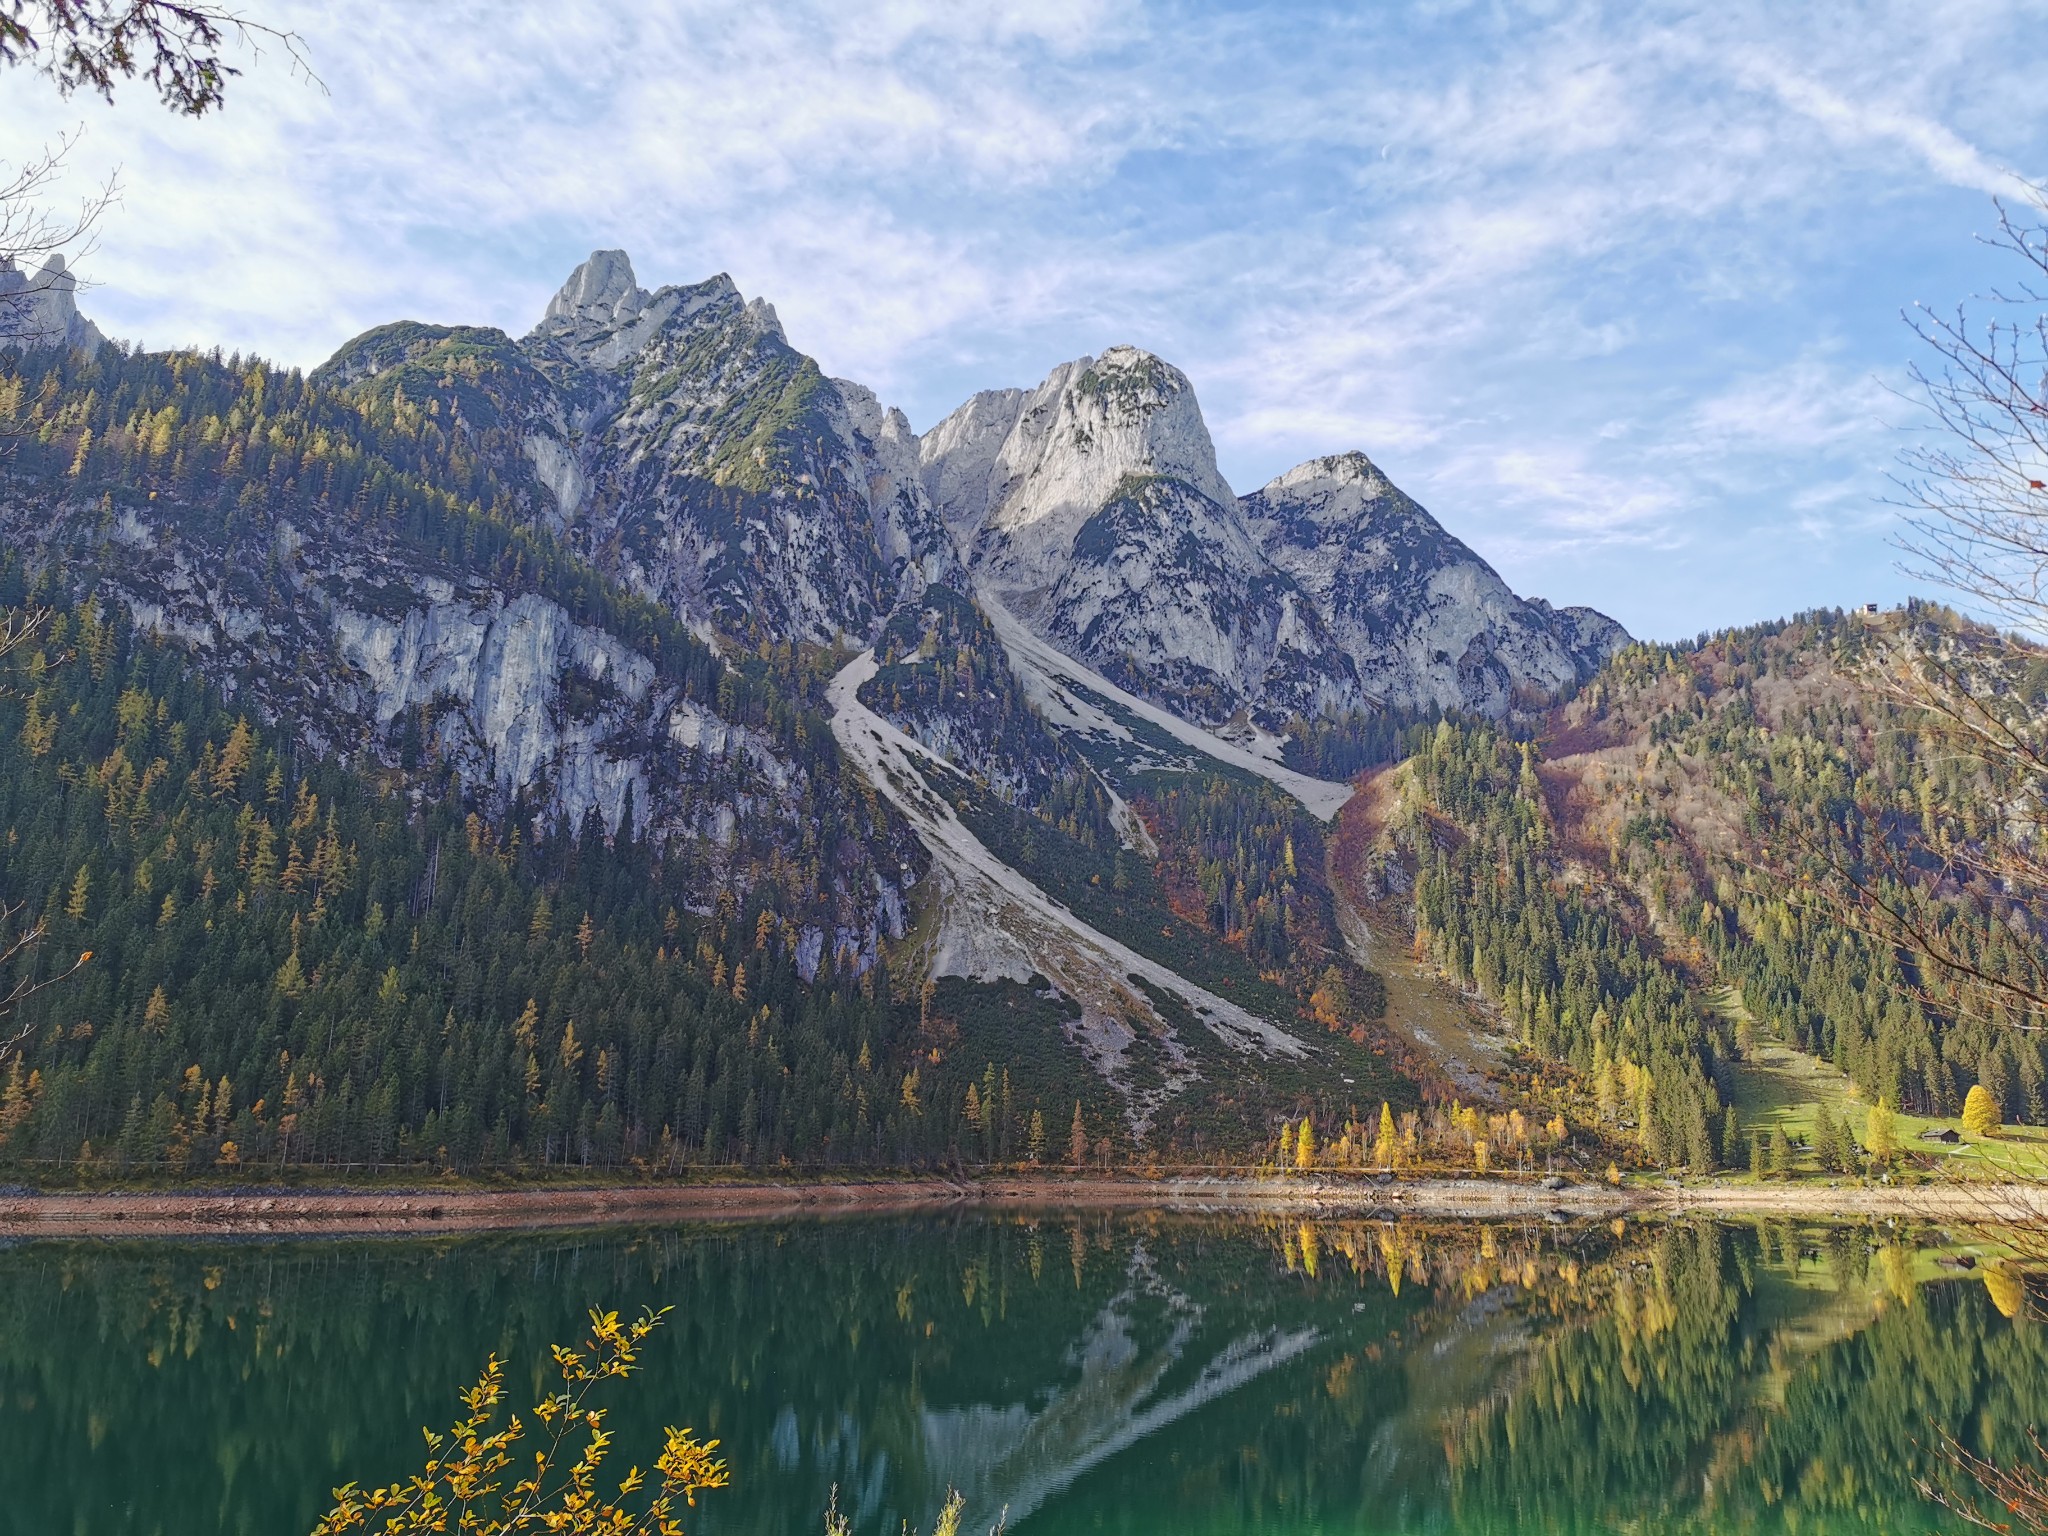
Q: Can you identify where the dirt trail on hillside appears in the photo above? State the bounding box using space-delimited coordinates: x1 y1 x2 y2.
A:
1327 768 1509 1102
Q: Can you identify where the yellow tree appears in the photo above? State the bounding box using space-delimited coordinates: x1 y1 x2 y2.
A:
1373 1103 1397 1169
1963 1083 2003 1138
1295 1118 1316 1171
1865 1099 1899 1165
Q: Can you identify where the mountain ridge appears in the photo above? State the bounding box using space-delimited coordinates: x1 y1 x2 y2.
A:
0 247 1654 1169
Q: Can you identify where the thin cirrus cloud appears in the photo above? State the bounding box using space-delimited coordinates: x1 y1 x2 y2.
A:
0 0 2042 637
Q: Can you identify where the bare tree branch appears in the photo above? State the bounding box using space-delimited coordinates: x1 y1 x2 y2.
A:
0 131 118 348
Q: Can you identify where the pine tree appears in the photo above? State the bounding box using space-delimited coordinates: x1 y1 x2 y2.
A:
1768 1127 1790 1178
1028 1108 1045 1164
1069 1101 1087 1166
1813 1106 1838 1171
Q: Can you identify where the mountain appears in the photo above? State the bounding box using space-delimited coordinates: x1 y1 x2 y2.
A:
0 255 105 352
315 252 955 651
0 328 922 989
1351 604 2048 1173
1242 453 1627 714
917 348 1354 729
921 348 1627 727
0 248 1662 1178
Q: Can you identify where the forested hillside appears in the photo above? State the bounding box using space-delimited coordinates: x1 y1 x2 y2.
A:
1383 605 2048 1158
0 332 1413 1175
0 577 961 1171
1400 721 1730 1168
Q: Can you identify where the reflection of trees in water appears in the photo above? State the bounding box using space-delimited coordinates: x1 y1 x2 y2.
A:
0 1218 2037 1534
1447 1221 2048 1533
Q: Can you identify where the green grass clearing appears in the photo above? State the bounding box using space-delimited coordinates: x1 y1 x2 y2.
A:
1715 986 2048 1181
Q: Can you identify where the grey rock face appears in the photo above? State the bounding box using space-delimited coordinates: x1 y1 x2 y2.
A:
1240 453 1629 714
920 347 1358 727
316 251 959 649
915 343 1629 727
0 255 105 352
547 265 951 643
0 489 919 969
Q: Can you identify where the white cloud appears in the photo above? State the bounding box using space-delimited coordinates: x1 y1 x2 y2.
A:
1684 353 1895 457
1733 54 2034 200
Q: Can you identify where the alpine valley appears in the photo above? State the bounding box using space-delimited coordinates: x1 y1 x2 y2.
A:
0 249 2036 1179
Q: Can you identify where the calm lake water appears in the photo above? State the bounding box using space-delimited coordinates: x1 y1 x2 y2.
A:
1 1213 2037 1534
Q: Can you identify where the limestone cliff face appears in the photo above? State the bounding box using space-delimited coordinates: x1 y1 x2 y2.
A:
919 352 1628 723
1240 453 1628 714
0 255 105 352
0 489 918 976
919 347 1358 727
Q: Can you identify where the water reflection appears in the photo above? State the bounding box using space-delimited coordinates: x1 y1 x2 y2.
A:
926 1243 1322 1529
0 1215 2035 1534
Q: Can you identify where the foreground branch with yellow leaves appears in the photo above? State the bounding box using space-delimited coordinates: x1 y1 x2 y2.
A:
311 1306 728 1535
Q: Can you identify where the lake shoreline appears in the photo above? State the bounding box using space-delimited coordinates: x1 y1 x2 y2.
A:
0 1173 2038 1237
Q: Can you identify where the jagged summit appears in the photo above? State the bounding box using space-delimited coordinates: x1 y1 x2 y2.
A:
918 346 1355 726
540 249 648 329
1241 451 1627 713
0 254 105 352
1254 452 1398 524
524 251 740 373
304 249 1624 722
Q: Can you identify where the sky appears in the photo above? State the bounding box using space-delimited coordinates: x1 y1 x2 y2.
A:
2 0 2045 641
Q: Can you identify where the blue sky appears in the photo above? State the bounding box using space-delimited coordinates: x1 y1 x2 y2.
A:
3 0 2045 640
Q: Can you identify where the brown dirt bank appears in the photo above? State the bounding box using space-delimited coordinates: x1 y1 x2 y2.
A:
0 1176 1613 1237
0 1174 2033 1238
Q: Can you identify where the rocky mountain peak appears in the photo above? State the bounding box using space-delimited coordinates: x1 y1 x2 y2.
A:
1242 450 1629 713
918 347 1354 725
1255 452 1400 526
542 248 648 329
526 253 739 372
921 345 1235 583
743 296 785 343
0 253 105 352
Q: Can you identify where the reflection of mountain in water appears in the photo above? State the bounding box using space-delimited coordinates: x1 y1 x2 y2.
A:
0 1218 2040 1536
917 1245 1320 1530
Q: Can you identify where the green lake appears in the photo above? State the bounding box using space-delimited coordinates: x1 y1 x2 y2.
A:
2 1213 2039 1534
